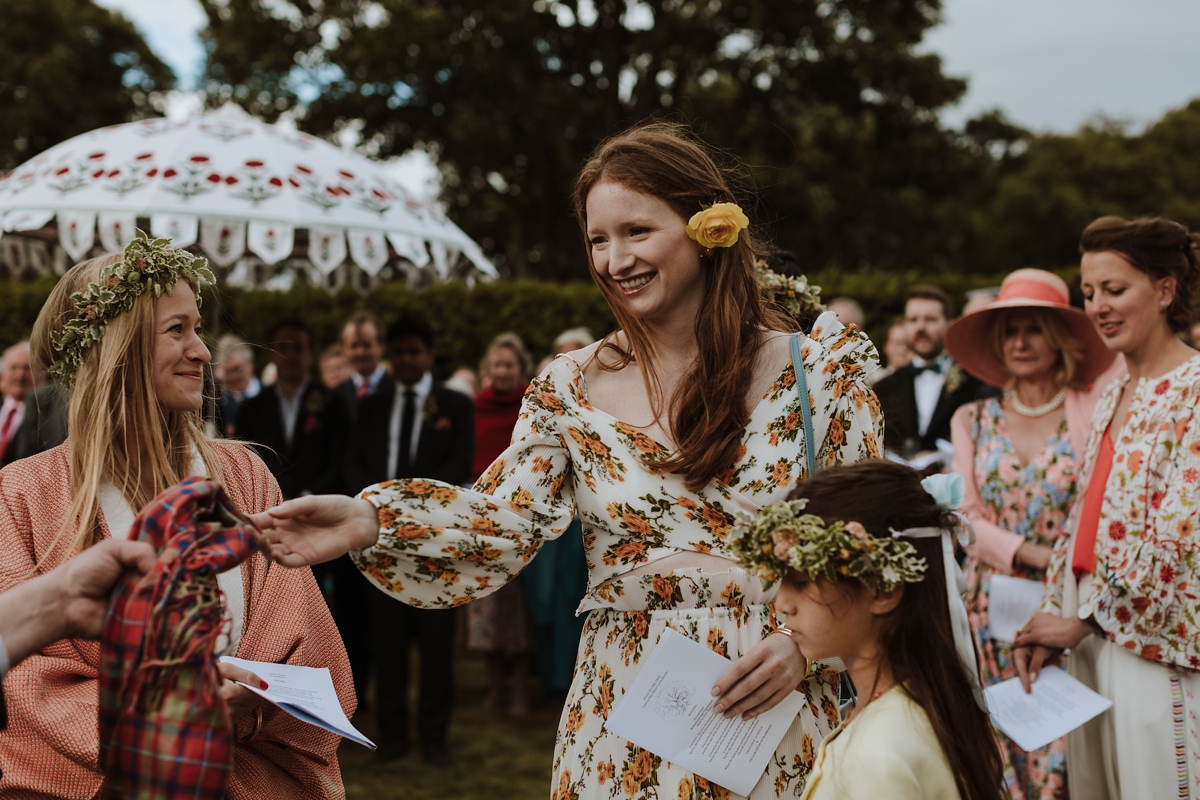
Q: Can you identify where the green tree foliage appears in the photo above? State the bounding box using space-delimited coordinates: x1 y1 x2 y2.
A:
976 100 1200 273
0 0 174 172
198 0 991 279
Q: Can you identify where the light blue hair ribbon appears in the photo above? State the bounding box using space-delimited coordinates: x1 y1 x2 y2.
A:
921 472 964 512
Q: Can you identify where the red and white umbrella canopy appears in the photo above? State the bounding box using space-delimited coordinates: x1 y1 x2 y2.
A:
0 105 495 280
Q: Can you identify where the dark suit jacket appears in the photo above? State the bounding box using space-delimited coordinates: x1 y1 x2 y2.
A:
1 383 68 467
873 363 994 455
344 380 474 491
334 372 396 426
236 382 351 499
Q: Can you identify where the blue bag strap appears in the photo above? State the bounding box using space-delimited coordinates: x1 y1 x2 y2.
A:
790 334 817 477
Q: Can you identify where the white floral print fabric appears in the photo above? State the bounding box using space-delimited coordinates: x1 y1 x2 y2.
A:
351 312 883 798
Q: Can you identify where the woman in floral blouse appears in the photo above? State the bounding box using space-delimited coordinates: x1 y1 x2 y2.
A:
1013 217 1200 799
256 123 883 799
944 269 1119 799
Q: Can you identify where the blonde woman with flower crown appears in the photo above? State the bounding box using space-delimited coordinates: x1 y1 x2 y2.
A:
256 124 883 799
0 233 353 799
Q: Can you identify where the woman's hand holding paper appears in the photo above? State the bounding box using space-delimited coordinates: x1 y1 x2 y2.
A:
710 631 807 720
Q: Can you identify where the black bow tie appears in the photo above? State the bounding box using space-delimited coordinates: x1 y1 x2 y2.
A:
911 363 943 376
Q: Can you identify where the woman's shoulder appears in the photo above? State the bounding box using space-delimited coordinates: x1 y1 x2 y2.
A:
205 439 280 512
803 312 880 381
0 441 69 498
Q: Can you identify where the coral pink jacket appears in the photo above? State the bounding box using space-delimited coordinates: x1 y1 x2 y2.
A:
0 441 354 799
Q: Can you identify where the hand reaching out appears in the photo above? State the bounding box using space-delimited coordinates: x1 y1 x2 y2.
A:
251 495 380 567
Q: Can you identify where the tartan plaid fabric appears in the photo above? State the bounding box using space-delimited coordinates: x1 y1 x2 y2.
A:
99 476 262 800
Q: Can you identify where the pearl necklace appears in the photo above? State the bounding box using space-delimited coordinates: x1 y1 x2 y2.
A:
1007 387 1067 417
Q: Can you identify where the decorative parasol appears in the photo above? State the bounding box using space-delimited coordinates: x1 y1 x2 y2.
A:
0 105 495 287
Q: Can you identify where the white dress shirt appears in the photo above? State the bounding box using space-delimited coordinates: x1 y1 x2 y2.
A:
351 365 388 398
387 372 433 479
276 379 310 449
911 353 951 437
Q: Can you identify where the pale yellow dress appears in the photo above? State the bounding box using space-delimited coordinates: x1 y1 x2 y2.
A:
801 688 960 800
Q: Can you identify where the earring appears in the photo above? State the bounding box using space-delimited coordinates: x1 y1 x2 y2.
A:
1160 301 1169 310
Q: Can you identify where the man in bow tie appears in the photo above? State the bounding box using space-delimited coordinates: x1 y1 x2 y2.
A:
873 286 993 459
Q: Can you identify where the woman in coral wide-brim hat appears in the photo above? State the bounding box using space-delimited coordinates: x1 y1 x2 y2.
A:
944 268 1123 799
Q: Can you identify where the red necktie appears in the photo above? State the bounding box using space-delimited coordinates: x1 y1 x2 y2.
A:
356 380 369 401
0 404 17 457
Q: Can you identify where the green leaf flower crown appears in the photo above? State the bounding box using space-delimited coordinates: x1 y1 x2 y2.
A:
755 259 825 322
47 229 215 386
729 498 928 592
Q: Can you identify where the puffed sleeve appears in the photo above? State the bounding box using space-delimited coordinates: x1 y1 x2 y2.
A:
952 403 1025 573
806 312 885 469
349 367 576 609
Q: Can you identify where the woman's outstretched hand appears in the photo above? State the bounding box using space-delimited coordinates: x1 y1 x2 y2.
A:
710 631 807 720
251 495 381 567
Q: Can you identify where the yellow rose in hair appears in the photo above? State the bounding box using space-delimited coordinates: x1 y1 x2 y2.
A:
686 202 749 248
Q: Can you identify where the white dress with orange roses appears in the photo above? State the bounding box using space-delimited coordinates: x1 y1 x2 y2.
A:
350 313 884 799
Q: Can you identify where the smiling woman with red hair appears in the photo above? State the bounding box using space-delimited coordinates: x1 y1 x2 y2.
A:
0 234 352 799
256 123 884 798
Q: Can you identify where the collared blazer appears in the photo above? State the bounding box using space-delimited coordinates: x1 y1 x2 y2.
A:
343 380 475 492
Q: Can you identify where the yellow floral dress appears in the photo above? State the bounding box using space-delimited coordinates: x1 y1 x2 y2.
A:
351 313 884 799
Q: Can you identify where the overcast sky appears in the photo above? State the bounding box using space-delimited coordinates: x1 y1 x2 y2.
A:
96 0 1200 136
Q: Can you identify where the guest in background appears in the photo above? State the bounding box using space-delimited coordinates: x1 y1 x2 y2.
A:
1 381 68 467
463 334 536 716
946 269 1119 799
343 313 474 765
239 324 358 695
214 335 260 437
962 286 1000 317
0 342 33 463
444 367 478 398
535 327 596 375
525 327 593 701
335 311 391 419
826 296 865 329
873 285 990 459
235 320 349 499
327 311 392 705
319 344 353 390
1015 216 1200 799
867 316 912 388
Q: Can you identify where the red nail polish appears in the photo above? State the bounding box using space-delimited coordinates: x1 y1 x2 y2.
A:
260 680 269 690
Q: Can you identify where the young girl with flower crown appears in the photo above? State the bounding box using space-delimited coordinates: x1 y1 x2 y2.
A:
732 460 1006 800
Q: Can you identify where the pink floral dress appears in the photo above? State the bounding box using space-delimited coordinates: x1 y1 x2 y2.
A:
960 398 1080 800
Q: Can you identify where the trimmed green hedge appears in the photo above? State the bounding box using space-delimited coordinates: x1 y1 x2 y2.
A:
0 268 1073 375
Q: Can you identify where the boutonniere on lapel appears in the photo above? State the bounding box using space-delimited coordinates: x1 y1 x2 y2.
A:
944 364 966 394
302 389 324 434
421 392 452 432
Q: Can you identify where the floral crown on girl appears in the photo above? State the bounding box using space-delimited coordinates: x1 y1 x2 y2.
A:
729 498 928 592
730 472 986 709
48 229 215 386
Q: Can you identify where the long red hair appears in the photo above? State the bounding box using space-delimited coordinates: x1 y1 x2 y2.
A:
573 123 796 491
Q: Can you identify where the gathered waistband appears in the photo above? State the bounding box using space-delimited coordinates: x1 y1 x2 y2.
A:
577 566 778 614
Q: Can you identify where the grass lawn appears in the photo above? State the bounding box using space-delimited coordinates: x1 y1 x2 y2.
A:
339 651 561 799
